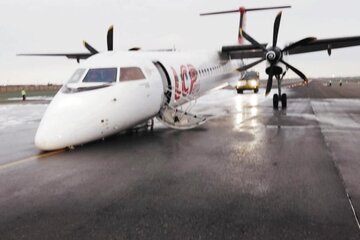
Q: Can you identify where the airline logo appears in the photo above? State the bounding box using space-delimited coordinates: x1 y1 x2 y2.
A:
171 64 200 101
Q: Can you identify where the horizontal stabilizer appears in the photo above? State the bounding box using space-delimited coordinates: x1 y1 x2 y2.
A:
201 5 291 45
200 6 291 16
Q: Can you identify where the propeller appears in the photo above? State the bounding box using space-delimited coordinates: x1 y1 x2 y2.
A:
83 25 114 55
107 25 113 51
83 41 99 55
237 11 316 95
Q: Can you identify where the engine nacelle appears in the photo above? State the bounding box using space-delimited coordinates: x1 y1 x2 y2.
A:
265 61 286 75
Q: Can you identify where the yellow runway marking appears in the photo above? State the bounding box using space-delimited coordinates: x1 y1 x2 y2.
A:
0 149 65 170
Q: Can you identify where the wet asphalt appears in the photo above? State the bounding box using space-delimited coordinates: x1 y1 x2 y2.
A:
0 80 360 239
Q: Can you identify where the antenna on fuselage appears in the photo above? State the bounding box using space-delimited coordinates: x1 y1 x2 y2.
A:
200 6 291 45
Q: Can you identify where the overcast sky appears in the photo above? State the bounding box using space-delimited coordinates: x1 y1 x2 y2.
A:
1 0 360 85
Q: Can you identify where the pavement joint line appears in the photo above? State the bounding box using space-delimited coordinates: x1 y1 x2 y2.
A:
347 192 360 231
310 100 360 232
0 149 65 170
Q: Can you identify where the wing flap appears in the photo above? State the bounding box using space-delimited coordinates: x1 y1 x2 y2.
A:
222 43 266 59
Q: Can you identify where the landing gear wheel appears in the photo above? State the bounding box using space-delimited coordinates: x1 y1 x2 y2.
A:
237 89 243 94
254 88 259 94
273 94 279 109
281 93 287 108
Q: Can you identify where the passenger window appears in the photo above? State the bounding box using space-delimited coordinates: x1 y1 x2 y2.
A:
120 67 146 81
83 68 117 83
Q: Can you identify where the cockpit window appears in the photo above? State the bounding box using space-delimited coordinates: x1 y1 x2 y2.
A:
120 67 146 81
83 68 117 83
68 68 86 83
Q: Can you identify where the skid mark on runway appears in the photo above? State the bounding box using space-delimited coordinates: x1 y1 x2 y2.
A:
0 149 65 170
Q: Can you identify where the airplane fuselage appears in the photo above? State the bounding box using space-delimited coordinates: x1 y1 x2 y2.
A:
35 51 243 150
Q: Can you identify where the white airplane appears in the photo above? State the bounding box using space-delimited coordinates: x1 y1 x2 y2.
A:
19 5 360 151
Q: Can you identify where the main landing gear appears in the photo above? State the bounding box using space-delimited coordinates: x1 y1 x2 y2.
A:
272 75 287 109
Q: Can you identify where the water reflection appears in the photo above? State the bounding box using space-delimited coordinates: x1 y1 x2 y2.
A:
234 93 259 111
273 108 287 129
234 94 260 129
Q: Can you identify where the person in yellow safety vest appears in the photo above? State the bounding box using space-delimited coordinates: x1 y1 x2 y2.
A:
21 89 26 101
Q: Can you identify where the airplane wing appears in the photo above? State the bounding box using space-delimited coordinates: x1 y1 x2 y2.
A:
222 36 360 59
17 25 113 63
17 53 93 62
287 36 360 55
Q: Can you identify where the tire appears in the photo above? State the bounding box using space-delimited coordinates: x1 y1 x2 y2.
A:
237 89 243 94
254 88 259 93
273 94 279 109
281 93 287 108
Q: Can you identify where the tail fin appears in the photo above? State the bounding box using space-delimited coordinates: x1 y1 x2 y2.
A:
200 5 291 45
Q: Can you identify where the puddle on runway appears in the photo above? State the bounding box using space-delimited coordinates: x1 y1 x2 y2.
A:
0 104 47 130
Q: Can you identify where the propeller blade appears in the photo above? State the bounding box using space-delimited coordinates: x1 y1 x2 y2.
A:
237 57 265 72
107 25 113 51
240 29 267 51
129 47 141 51
280 59 308 83
282 37 317 52
273 11 282 47
266 67 274 96
83 41 99 55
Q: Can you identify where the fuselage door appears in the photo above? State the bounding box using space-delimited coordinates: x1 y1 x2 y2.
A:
153 61 172 104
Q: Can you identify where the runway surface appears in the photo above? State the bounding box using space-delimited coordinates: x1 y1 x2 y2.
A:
1 80 360 239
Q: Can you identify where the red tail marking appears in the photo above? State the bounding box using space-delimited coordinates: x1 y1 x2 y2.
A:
238 7 247 45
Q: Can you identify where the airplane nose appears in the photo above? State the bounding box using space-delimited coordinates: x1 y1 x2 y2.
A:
34 87 122 151
34 123 66 151
34 92 88 151
34 82 162 151
34 107 73 151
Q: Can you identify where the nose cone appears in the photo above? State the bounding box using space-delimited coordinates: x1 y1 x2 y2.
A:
35 102 75 151
35 122 67 151
34 91 93 151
